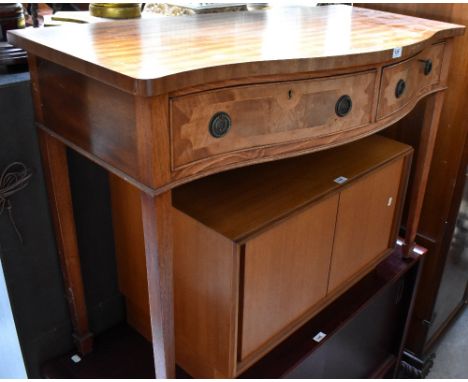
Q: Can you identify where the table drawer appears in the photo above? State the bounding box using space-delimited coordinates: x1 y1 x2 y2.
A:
170 71 376 169
377 43 445 120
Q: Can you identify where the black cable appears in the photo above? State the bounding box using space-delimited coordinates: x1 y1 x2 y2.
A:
0 162 32 244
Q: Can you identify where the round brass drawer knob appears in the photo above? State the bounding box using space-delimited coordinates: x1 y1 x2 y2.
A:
335 95 352 117
209 112 231 138
395 79 406 98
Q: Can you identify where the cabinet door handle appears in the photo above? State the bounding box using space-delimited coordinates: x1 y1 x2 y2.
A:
209 112 231 138
395 79 406 98
419 59 433 75
335 95 352 117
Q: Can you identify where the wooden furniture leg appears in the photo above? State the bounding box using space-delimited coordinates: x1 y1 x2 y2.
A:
140 191 175 378
38 129 93 355
404 91 446 256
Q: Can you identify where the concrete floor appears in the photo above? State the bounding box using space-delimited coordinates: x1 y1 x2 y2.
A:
428 306 468 378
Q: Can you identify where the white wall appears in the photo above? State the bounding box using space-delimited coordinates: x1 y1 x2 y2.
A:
0 259 27 378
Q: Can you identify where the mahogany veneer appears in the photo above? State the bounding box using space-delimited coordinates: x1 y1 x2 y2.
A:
7 5 464 378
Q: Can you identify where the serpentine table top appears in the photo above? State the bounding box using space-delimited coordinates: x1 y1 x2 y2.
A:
8 5 464 96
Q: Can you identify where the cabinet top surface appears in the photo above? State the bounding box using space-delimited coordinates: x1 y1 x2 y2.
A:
8 5 464 95
173 135 412 242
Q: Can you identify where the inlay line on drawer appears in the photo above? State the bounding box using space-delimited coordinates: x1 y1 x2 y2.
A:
170 70 376 170
377 43 445 120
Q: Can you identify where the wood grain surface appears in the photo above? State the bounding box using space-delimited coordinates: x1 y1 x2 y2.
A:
110 134 412 377
7 6 464 96
359 4 468 355
171 71 375 169
38 130 93 355
13 5 465 380
36 59 139 179
139 191 175 378
109 173 151 341
173 135 413 243
377 43 445 120
173 209 239 378
328 158 404 291
241 195 338 360
404 91 446 254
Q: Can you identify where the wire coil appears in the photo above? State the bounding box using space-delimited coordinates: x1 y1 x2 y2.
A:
0 162 32 244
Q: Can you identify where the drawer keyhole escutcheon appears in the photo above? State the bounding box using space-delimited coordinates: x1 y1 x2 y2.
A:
395 79 406 98
209 112 231 138
419 59 433 75
335 95 352 117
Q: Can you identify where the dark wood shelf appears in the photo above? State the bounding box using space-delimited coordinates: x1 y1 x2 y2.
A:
240 244 420 378
41 324 155 379
41 244 420 379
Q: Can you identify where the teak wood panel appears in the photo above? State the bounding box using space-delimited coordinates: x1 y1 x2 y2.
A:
173 209 239 379
172 135 413 242
170 71 375 169
109 173 151 341
377 43 445 120
109 187 240 378
109 135 412 378
7 6 464 96
240 195 339 361
328 158 405 292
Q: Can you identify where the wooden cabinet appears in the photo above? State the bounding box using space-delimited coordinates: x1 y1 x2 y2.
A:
240 195 338 361
329 158 405 292
109 135 412 377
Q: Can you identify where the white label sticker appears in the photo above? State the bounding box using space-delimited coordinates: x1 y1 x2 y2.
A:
334 176 348 185
392 47 403 59
313 331 327 343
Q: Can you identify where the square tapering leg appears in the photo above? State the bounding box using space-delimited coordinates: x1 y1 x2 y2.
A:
38 129 93 355
140 191 175 378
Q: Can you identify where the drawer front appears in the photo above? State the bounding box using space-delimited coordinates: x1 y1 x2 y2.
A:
170 72 376 169
240 195 339 361
328 158 405 293
377 43 445 120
